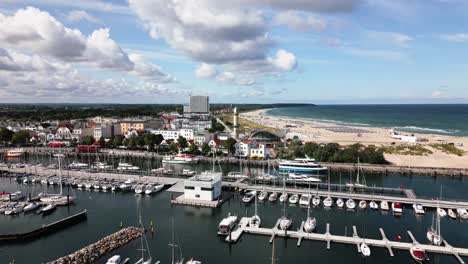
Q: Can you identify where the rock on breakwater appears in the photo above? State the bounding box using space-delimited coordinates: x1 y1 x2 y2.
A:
47 227 143 264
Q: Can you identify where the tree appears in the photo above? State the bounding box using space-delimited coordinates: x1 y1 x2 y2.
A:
70 138 78 147
11 130 30 145
169 142 179 153
177 136 188 149
81 135 95 145
188 143 199 155
98 137 106 147
201 143 211 156
113 135 123 147
223 138 237 155
0 127 14 144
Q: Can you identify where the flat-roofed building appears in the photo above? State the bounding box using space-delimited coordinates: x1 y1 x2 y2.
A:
120 119 163 134
184 171 222 201
190 96 209 113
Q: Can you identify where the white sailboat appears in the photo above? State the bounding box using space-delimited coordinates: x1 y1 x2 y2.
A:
249 194 261 228
427 205 443 246
278 201 292 230
279 177 288 203
134 216 152 264
346 158 367 188
336 198 344 208
323 170 333 207
40 154 75 205
303 203 316 233
360 242 371 257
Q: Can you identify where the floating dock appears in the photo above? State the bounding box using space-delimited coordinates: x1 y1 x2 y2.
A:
227 217 468 263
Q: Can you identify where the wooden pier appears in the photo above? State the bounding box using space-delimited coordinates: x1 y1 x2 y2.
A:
227 217 468 263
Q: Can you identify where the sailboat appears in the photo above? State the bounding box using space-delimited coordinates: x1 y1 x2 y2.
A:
134 216 152 264
360 242 371 257
427 205 443 246
249 193 261 228
170 219 201 264
303 203 316 233
40 154 75 205
323 170 333 207
346 158 366 188
278 200 292 230
279 177 288 203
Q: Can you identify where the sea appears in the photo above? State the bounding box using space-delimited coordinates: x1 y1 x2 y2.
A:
1 155 468 263
267 104 468 136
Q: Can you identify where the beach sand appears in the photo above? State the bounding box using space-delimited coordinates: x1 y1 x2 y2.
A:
241 109 468 169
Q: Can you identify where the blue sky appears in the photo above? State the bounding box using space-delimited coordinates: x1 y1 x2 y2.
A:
0 0 468 104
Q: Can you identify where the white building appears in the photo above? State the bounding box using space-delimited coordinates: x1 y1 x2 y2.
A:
235 139 272 158
55 127 72 140
150 128 195 141
194 134 207 145
184 172 222 201
189 95 209 113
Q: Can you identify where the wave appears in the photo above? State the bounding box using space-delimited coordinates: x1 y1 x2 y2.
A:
267 114 371 127
395 126 459 135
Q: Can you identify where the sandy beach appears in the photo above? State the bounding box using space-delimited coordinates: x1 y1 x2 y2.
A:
241 109 468 169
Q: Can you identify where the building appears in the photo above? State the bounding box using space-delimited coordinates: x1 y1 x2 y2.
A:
94 125 121 139
184 172 222 201
120 119 164 134
183 105 191 113
72 127 93 142
189 96 209 113
235 139 274 159
150 128 195 141
250 129 283 144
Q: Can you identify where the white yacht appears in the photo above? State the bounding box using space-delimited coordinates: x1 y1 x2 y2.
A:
447 208 457 219
145 184 164 195
23 202 40 213
299 194 311 206
288 194 299 204
336 198 344 208
68 161 88 169
40 203 56 213
249 195 261 228
179 169 196 177
287 173 321 182
323 196 333 207
360 243 371 257
346 199 356 209
380 201 389 211
413 204 425 214
217 213 238 235
106 255 122 264
4 204 24 215
242 191 255 203
345 158 367 188
268 192 278 202
427 207 443 246
279 192 288 203
258 191 269 201
6 148 25 158
359 200 367 209
162 153 199 164
117 163 140 171
279 157 327 173
303 204 316 233
456 208 468 220
438 208 447 218
135 184 145 194
93 162 112 170
312 195 321 206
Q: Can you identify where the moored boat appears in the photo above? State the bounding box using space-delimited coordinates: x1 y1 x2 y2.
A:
369 201 378 210
218 213 238 235
360 242 371 257
380 201 389 211
288 194 299 204
392 202 403 214
346 198 356 209
413 204 425 214
410 245 429 263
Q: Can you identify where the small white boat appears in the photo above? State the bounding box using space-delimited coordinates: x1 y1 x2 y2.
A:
359 200 367 209
268 192 278 202
24 202 40 213
106 255 122 264
249 195 261 228
457 209 468 220
4 204 24 215
392 202 403 214
336 198 344 208
323 196 333 207
299 194 311 206
145 184 164 195
288 194 299 204
117 162 140 171
360 242 371 257
312 195 321 206
119 183 132 192
380 201 389 211
242 191 255 203
179 169 196 177
447 209 457 219
437 208 447 218
186 259 202 264
135 185 145 194
346 199 356 209
279 192 288 203
217 213 238 235
413 204 425 214
258 191 269 201
303 204 316 233
279 215 292 230
40 203 56 213
410 245 429 263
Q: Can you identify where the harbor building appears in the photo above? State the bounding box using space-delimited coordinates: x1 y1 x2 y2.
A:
183 172 222 201
189 96 210 113
120 119 164 134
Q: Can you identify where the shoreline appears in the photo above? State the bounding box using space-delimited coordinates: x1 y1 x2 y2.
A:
241 109 468 169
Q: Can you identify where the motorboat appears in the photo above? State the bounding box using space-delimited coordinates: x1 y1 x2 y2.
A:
303 204 316 233
346 199 356 209
6 148 25 158
24 202 40 213
179 169 196 177
410 245 429 263
268 192 278 202
447 209 457 219
93 182 101 190
93 162 113 170
119 183 132 192
299 194 311 206
186 259 202 264
323 196 333 207
279 192 288 203
249 195 261 228
288 194 299 204
117 163 140 171
242 191 255 203
217 213 238 235
4 204 24 215
1 191 25 202
287 173 321 182
135 185 145 194
380 201 389 211
278 157 327 173
227 171 248 179
413 204 425 214
312 195 321 206
106 255 122 264
68 161 88 169
437 208 447 218
359 200 367 209
258 191 269 202
162 153 199 164
84 182 93 189
279 215 292 230
145 184 164 195
427 207 443 246
40 203 57 214
392 202 403 214
360 243 371 257
336 198 344 208
457 208 468 220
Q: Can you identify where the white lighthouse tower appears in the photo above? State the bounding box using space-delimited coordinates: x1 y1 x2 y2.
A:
233 107 239 139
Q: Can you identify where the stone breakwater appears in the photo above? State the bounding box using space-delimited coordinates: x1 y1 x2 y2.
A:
47 227 143 264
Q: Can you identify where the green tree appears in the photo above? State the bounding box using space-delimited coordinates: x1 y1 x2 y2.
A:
136 135 145 147
98 137 106 147
201 143 211 156
169 142 179 153
113 135 123 147
0 127 14 144
81 135 95 145
188 143 199 155
70 138 78 147
11 130 30 145
177 136 188 149
222 138 237 155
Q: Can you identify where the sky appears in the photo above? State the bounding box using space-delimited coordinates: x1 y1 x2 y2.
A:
0 0 468 104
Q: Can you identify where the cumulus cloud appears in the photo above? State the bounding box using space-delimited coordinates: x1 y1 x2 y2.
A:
65 10 99 23
440 33 468 42
195 63 217 79
129 53 174 83
268 49 297 71
273 11 326 32
0 7 173 81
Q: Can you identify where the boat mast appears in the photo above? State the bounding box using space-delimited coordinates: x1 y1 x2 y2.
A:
254 191 258 216
356 157 360 184
271 238 276 264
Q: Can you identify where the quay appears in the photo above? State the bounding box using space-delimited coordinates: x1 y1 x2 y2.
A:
47 226 143 264
0 210 87 243
3 147 468 177
227 217 468 263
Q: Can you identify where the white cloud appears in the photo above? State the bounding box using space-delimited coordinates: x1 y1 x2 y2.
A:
440 33 468 42
269 49 297 71
195 63 217 79
129 53 174 83
65 10 99 23
1 0 130 15
273 11 326 32
364 30 413 48
345 48 405 60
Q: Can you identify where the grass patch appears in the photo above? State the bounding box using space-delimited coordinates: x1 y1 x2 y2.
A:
218 114 279 134
429 144 465 156
381 144 433 156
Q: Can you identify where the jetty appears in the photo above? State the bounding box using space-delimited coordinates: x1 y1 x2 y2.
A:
0 210 87 243
47 226 143 264
227 217 468 263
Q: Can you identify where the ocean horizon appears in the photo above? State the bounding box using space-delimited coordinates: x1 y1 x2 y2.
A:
267 104 468 137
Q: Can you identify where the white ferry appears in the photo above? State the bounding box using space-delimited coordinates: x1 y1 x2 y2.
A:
162 153 199 164
279 157 327 173
5 148 25 158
